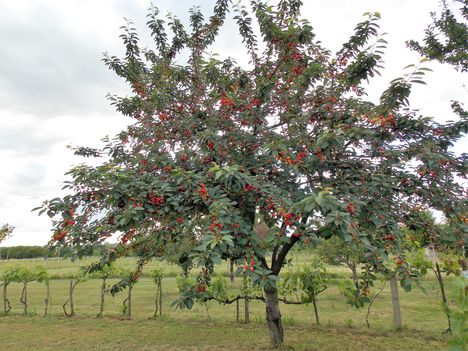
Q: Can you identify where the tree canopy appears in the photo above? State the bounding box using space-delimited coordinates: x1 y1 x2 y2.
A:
407 0 468 72
35 0 467 345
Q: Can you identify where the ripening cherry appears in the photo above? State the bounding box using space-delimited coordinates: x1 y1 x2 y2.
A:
346 202 356 214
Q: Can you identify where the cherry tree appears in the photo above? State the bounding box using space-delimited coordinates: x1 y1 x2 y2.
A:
36 0 466 346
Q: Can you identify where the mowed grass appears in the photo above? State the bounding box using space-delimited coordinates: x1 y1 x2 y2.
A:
0 316 446 351
0 256 454 350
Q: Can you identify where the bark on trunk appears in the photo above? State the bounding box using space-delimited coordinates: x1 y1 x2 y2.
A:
3 284 11 314
2 285 6 314
389 275 402 330
98 277 106 318
127 285 132 318
351 265 359 289
435 263 451 333
229 259 235 283
312 298 320 325
154 284 159 317
154 279 162 317
158 280 162 317
365 282 386 329
22 283 28 315
44 284 50 317
244 297 250 324
236 298 239 322
63 279 78 317
69 279 75 317
264 286 284 347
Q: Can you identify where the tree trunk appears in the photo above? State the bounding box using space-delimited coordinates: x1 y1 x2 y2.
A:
244 297 250 324
229 259 235 283
154 279 162 317
44 283 50 317
154 284 159 317
2 285 5 314
22 283 28 316
312 297 320 325
3 284 10 314
20 283 28 316
389 275 402 330
158 280 162 317
351 265 359 289
264 285 284 347
25 284 28 315
434 263 451 333
127 285 132 318
236 298 240 322
98 277 106 318
69 279 75 317
365 282 386 329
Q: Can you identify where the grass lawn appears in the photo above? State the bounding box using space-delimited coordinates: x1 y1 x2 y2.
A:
0 256 455 350
0 316 446 351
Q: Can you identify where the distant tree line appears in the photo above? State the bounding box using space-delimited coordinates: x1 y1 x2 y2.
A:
0 243 114 260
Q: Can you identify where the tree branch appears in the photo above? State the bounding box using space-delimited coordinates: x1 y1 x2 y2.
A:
209 294 303 305
271 235 300 275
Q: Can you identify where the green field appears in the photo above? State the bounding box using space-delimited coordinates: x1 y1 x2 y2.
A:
0 256 454 350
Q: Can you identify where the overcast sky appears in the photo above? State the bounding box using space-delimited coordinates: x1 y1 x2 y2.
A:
0 0 465 246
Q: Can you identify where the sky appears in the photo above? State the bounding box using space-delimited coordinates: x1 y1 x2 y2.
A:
0 0 465 246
